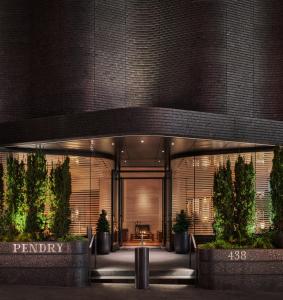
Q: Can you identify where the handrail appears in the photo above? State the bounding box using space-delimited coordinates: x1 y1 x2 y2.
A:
189 233 197 268
88 233 97 284
191 234 197 250
89 234 95 249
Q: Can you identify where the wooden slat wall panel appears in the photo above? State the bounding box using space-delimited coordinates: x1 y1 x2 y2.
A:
0 152 113 236
172 151 273 236
172 158 193 225
194 156 215 235
68 156 113 235
123 179 162 239
255 151 273 232
0 150 274 237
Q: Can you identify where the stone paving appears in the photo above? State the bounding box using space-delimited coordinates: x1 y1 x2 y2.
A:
96 247 195 270
0 284 282 300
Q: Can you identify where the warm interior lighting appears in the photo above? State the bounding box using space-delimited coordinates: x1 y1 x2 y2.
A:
201 197 210 223
141 139 145 143
260 222 265 230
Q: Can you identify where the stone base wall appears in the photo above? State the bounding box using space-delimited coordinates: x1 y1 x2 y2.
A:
198 249 283 291
0 241 89 287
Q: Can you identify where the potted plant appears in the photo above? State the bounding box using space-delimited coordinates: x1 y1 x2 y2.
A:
96 209 111 254
173 209 189 254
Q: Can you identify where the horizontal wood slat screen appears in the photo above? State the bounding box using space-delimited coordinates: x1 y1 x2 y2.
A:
123 179 162 239
172 151 273 236
0 152 113 236
0 149 274 237
63 156 113 235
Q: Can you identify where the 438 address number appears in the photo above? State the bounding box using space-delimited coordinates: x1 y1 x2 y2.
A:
228 250 247 261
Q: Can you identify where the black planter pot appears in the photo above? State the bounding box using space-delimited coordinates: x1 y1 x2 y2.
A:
97 232 111 254
174 232 189 254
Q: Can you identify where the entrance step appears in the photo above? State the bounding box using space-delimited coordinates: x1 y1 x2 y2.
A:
91 268 196 284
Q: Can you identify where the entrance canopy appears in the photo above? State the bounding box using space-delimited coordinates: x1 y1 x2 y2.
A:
5 135 272 167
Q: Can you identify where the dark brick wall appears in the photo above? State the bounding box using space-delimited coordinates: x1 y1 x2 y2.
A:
0 0 31 122
254 0 283 120
94 0 126 109
1 0 283 124
1 107 283 147
159 0 226 113
31 0 95 117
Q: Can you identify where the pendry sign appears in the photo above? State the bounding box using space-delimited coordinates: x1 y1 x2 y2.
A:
13 243 64 254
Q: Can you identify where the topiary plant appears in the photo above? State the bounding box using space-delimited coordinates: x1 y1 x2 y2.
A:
172 209 189 233
96 210 110 233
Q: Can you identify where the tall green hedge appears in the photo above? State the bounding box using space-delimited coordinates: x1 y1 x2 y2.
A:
6 156 26 233
213 160 234 241
0 162 6 237
0 163 4 214
213 156 256 243
50 157 72 238
234 156 256 242
270 146 283 231
0 152 73 241
25 151 48 236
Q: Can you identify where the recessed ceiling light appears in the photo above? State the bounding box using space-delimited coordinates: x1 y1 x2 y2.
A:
171 142 175 146
141 139 145 143
124 160 127 163
158 160 161 163
121 150 124 153
111 142 115 146
162 150 165 153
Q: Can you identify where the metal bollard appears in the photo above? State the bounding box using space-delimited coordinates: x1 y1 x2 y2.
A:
135 247 149 289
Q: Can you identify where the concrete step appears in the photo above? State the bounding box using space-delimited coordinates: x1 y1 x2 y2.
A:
92 268 195 277
91 268 196 284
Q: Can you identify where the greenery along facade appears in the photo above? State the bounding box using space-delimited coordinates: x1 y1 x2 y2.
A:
270 146 283 232
213 156 256 245
0 151 72 241
50 157 72 239
209 154 280 249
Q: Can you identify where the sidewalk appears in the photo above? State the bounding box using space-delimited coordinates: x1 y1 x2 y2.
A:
0 284 282 300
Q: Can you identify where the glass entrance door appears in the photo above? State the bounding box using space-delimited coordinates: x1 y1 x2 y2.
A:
121 175 163 247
